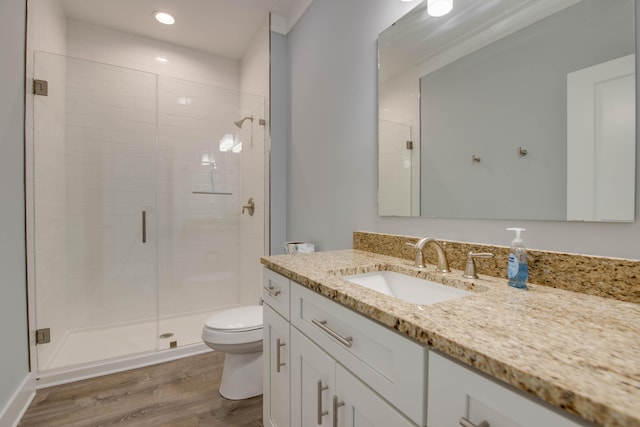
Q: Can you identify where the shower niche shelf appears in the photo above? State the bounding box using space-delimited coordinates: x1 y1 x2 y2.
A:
192 191 233 195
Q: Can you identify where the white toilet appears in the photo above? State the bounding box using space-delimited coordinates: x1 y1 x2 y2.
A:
201 305 264 400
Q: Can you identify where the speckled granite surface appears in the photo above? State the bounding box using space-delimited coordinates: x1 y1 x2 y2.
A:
354 231 640 304
261 250 640 427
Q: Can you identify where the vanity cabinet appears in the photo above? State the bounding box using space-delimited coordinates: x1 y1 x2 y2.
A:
264 265 604 427
263 268 426 427
291 327 415 427
427 351 592 427
263 269 292 427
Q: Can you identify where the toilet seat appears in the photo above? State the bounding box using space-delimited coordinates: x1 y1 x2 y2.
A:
202 305 263 346
205 305 263 332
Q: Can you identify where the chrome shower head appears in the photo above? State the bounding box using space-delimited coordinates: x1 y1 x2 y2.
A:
234 116 254 128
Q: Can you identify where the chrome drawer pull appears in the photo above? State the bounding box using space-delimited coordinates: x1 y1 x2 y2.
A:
265 285 281 297
317 380 329 424
276 338 286 373
333 396 344 427
312 319 353 348
460 417 490 427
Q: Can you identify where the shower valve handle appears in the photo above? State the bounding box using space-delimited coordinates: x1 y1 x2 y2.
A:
242 198 255 216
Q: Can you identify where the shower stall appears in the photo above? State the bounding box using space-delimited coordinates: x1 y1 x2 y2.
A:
31 52 266 372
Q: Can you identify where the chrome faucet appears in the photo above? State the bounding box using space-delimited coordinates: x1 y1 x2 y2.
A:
405 237 450 273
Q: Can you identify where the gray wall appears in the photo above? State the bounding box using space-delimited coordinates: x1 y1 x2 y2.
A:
420 0 635 220
286 0 640 260
0 0 30 413
270 31 289 255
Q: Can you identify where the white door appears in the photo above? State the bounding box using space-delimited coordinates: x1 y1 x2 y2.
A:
291 328 336 426
334 364 415 427
567 54 636 221
264 304 290 427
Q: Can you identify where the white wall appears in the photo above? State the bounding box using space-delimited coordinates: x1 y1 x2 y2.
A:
67 20 240 88
25 0 68 375
0 0 31 421
287 0 640 260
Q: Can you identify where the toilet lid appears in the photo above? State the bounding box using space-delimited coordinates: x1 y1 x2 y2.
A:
205 305 263 332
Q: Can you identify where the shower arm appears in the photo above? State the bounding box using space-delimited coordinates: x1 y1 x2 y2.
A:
234 116 253 128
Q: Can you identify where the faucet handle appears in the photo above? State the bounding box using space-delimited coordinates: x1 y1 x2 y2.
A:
405 242 426 268
463 252 495 279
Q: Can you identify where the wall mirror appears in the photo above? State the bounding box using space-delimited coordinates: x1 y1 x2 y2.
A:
378 0 636 221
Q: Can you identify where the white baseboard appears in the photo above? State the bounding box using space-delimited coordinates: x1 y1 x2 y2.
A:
0 373 36 427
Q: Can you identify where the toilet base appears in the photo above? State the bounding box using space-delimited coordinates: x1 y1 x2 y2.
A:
219 351 263 400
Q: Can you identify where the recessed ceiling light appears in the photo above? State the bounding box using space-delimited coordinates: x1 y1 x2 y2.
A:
154 11 175 25
427 0 453 17
155 56 169 63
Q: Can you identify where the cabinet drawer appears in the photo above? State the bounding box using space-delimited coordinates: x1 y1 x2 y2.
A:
263 268 291 319
291 282 427 426
428 351 592 427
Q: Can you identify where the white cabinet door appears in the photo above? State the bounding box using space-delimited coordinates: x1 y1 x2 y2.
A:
264 304 290 427
291 328 335 427
428 351 591 427
335 364 415 427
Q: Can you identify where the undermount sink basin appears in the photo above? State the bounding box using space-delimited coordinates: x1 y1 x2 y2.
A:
342 270 472 305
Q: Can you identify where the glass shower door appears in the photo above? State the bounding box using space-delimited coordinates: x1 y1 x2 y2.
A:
378 120 415 216
155 76 266 348
33 53 159 370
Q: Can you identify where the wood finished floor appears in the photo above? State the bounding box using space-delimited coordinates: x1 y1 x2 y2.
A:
19 352 263 427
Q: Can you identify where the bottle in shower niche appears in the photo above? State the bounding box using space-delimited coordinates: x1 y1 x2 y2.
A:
506 227 528 289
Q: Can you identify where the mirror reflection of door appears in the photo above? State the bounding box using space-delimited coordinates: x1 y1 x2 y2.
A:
567 54 636 221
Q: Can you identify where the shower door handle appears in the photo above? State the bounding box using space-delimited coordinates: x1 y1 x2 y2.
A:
142 211 147 243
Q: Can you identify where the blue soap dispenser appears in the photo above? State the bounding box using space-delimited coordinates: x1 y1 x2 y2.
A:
506 227 528 289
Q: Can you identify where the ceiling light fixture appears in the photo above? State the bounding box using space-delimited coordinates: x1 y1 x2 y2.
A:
154 11 175 25
427 0 453 17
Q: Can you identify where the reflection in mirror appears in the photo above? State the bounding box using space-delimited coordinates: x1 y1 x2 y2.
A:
378 120 420 216
378 0 636 222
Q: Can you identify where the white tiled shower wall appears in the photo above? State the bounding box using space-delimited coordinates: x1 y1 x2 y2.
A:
27 0 269 370
65 19 267 315
64 58 159 329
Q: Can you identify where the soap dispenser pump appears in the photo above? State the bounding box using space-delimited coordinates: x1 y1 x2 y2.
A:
506 227 528 289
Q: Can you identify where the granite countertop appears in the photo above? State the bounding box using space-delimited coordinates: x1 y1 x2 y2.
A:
261 250 640 427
